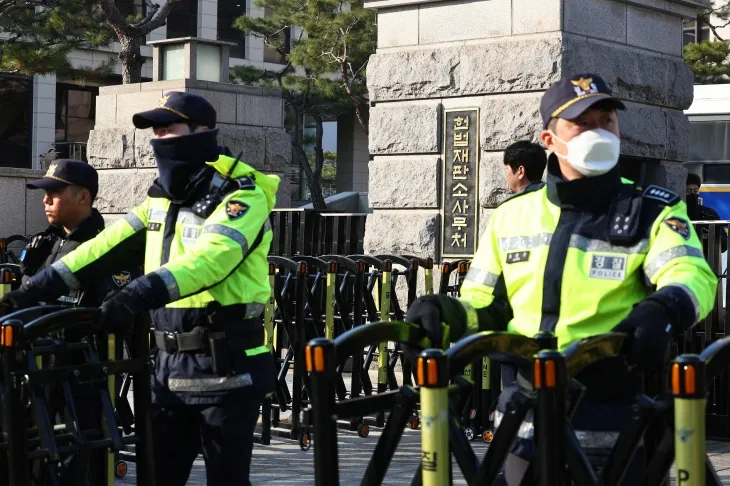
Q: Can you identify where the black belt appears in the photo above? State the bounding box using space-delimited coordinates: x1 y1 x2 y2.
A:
153 319 264 354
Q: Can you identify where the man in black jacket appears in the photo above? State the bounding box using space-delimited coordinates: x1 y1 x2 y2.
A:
20 159 135 485
686 172 727 255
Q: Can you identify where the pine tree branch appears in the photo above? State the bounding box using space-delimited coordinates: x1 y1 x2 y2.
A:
136 0 185 34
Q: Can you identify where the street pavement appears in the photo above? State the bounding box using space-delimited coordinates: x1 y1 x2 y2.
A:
116 428 730 485
115 370 730 485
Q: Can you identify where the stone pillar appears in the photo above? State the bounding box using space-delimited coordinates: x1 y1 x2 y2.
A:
364 0 709 261
87 80 292 222
336 111 370 192
31 74 57 170
198 0 217 40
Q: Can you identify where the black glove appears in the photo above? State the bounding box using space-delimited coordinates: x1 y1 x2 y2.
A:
613 298 675 371
100 292 142 336
402 294 467 365
0 287 40 314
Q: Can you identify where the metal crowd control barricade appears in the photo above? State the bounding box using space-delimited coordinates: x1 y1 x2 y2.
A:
683 220 730 439
348 254 420 429
307 325 548 486
0 235 29 272
527 335 668 486
402 255 434 297
265 257 310 443
317 254 372 436
414 331 661 486
307 320 431 486
642 335 730 486
254 263 279 446
0 306 154 486
438 260 501 443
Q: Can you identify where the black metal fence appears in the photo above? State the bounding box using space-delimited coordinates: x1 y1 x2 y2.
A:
683 221 729 439
269 209 367 257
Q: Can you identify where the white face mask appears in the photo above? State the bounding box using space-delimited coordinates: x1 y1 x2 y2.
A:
550 128 621 177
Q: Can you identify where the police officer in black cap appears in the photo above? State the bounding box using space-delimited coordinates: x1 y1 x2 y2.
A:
403 73 716 485
21 159 104 291
2 91 277 486
18 159 140 485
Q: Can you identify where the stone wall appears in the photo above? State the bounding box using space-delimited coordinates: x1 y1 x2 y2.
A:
364 0 709 261
87 78 293 220
0 168 51 237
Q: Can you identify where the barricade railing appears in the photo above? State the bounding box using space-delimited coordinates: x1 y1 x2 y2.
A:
686 221 730 439
269 209 368 257
0 305 154 486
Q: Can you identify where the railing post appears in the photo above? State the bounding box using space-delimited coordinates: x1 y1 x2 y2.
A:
672 354 706 486
534 349 567 486
292 261 307 439
307 338 339 486
417 349 450 486
2 319 29 486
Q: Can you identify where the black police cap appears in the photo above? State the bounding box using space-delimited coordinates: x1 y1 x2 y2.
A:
132 91 217 129
540 73 625 128
26 159 99 197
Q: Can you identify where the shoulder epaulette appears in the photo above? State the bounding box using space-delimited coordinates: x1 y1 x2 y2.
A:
497 181 545 208
234 176 256 191
641 185 680 206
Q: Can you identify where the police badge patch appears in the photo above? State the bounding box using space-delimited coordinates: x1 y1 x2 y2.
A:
112 271 132 288
226 200 249 220
664 217 691 240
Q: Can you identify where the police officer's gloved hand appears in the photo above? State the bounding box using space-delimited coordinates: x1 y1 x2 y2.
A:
0 286 41 314
100 292 142 336
613 297 675 372
402 294 467 366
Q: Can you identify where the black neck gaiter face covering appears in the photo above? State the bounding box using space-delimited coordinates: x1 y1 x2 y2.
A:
150 129 221 199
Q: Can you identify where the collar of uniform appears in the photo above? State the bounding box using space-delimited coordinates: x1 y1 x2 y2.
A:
147 165 214 204
64 208 105 241
545 154 622 209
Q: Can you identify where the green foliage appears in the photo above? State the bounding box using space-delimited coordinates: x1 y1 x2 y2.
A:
684 40 730 84
230 0 375 127
0 0 113 77
229 0 375 206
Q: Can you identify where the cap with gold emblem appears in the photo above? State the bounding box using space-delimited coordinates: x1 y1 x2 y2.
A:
26 159 99 197
132 91 217 130
539 73 625 128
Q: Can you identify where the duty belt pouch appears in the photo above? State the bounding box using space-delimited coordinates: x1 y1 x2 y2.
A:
207 303 232 376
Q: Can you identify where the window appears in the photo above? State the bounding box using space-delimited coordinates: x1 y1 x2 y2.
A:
55 84 98 144
0 74 32 168
115 0 145 20
218 0 246 59
683 17 711 46
263 7 290 64
689 121 730 164
703 164 730 184
167 0 197 39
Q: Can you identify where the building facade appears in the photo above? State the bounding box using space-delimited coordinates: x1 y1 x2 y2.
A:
4 0 368 204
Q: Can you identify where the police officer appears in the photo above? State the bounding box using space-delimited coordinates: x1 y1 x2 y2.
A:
2 92 278 486
21 159 113 302
20 159 131 485
404 74 717 485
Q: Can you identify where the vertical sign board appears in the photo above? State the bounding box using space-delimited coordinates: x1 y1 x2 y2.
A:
441 108 480 259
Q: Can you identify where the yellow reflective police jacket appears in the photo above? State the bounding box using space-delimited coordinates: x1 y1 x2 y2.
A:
29 153 279 404
459 160 717 351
